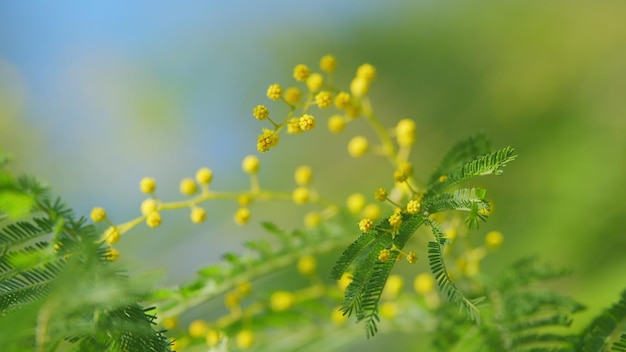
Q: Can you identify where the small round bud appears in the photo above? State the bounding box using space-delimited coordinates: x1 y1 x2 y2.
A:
104 227 120 245
414 273 435 294
206 329 223 348
378 248 391 262
485 231 504 250
293 64 311 81
319 54 337 73
292 187 310 204
383 274 404 298
236 330 254 350
315 91 333 108
238 194 252 207
380 301 398 319
306 73 323 92
90 207 106 222
270 291 295 311
141 198 158 216
242 155 260 174
287 117 303 134
104 248 119 261
179 178 197 195
297 255 317 276
266 83 282 100
359 218 374 232
350 77 370 97
396 119 417 146
234 208 251 225
334 91 351 109
284 87 302 104
299 114 315 131
146 212 162 228
362 204 381 220
374 188 388 202
328 115 346 133
406 251 418 264
195 167 213 185
356 63 376 81
347 193 366 214
252 105 269 120
331 307 347 326
162 317 178 330
188 320 208 338
294 165 313 186
237 281 252 296
304 211 321 228
407 200 421 214
338 273 352 292
347 136 368 157
257 128 279 152
140 177 157 194
388 211 403 227
190 207 207 223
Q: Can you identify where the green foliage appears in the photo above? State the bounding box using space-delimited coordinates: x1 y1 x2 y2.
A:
332 136 517 337
0 170 170 352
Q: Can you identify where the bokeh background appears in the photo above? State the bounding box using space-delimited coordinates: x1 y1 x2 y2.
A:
1 0 625 350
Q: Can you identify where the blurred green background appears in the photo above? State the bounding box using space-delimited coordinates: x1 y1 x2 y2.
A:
1 0 625 350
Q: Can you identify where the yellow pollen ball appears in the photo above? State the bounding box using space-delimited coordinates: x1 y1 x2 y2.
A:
190 207 207 223
328 115 346 133
237 281 252 296
234 208 251 225
270 291 295 311
179 178 197 195
406 251 418 264
374 188 388 202
105 248 120 261
297 255 317 276
331 307 347 326
294 165 313 186
380 301 399 319
414 273 435 294
141 199 158 216
257 128 279 152
188 319 208 338
388 212 402 227
383 275 404 298
195 167 213 185
224 291 240 309
485 231 504 250
292 187 310 204
334 91 351 109
266 83 282 100
347 193 366 214
287 117 302 134
350 77 370 97
236 330 254 350
315 91 333 108
104 227 120 245
378 248 391 262
206 329 222 348
356 63 376 81
146 212 162 228
252 105 269 120
293 64 311 81
304 211 321 228
140 177 156 194
242 155 260 174
299 114 315 131
338 273 352 292
359 218 374 232
284 87 302 104
362 204 381 221
90 207 106 222
306 73 324 92
162 317 178 330
407 200 420 214
396 118 417 146
348 136 368 157
319 54 337 73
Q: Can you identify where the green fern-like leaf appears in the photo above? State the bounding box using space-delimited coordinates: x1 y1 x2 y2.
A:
330 231 379 280
581 289 626 352
427 133 492 186
426 146 517 198
426 220 482 323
